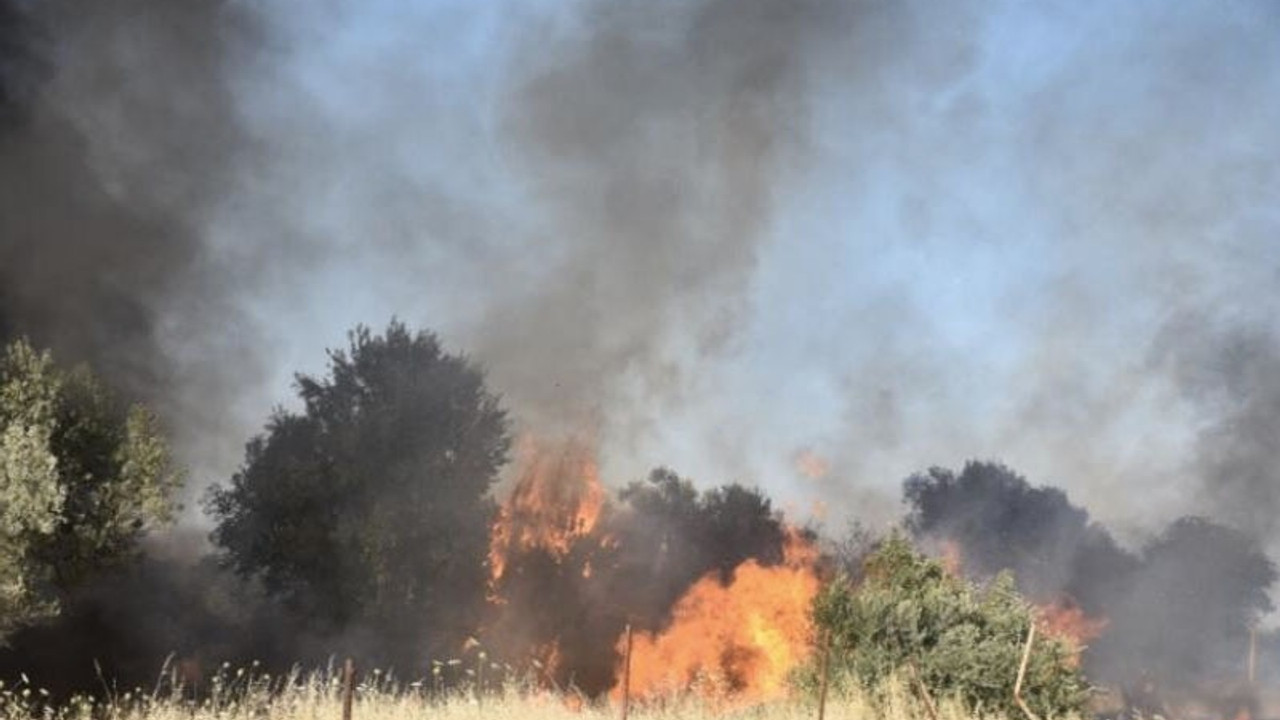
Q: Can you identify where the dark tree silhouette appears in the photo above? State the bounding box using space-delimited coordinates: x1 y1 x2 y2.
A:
1112 516 1276 685
904 461 1137 613
206 321 510 673
902 461 1278 691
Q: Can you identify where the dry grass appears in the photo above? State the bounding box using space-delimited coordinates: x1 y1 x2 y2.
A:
0 666 1049 720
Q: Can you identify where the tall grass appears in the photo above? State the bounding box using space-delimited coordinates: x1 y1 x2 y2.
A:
0 665 1060 720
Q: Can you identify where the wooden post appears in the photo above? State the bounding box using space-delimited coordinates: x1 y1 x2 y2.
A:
816 631 832 720
1014 623 1040 720
621 623 634 720
907 660 939 720
341 658 355 720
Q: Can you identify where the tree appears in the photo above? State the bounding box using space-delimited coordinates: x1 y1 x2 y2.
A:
904 461 1138 614
0 339 180 641
811 534 1088 718
206 321 510 671
1109 516 1276 686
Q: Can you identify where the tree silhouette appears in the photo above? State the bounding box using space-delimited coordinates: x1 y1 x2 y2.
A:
207 321 509 672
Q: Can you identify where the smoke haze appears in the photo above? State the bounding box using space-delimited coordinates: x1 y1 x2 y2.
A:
1 0 1279 551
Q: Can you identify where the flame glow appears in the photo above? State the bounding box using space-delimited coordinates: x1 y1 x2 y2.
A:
613 531 820 704
934 537 1108 667
792 447 830 480
1037 597 1108 665
488 436 605 586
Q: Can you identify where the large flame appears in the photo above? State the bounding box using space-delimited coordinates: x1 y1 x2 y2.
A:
613 530 820 705
488 436 605 587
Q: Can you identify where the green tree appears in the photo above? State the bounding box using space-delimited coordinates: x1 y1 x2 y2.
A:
206 321 510 671
0 339 180 641
811 534 1088 718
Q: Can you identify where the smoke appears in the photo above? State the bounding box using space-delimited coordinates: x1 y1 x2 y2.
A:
3 0 1280 702
904 461 1138 614
904 461 1276 693
7 0 1279 542
0 0 273 498
1150 316 1280 553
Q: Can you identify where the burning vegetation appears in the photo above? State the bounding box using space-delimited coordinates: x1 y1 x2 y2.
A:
617 531 821 704
483 436 817 702
1 325 1278 720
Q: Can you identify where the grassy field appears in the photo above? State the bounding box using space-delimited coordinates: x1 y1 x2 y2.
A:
0 667 1034 720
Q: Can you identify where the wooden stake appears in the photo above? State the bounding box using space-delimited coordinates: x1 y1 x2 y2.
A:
621 623 634 720
907 660 940 720
1014 623 1040 720
341 658 355 720
817 631 831 720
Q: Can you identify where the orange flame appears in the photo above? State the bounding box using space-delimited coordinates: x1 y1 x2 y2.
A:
614 530 820 705
938 539 964 577
1037 597 1108 666
488 436 605 587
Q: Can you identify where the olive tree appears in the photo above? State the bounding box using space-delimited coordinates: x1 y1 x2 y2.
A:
0 339 180 641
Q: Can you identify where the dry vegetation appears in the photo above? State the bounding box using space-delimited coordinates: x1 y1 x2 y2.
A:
0 665 1076 720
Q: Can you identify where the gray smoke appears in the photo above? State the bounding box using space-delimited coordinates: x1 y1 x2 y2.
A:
3 0 1280 579
0 0 272 504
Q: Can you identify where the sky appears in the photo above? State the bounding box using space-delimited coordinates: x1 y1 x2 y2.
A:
11 0 1276 548
220 0 1279 542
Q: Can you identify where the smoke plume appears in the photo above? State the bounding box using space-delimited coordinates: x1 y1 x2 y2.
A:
3 0 1280 705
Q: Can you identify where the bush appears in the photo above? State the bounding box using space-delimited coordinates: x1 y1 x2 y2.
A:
810 534 1088 718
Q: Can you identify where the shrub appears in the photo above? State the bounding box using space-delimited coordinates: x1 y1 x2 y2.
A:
810 534 1088 718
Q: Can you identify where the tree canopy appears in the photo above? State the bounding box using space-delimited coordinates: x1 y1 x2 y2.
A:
0 339 180 641
904 461 1137 613
206 321 510 671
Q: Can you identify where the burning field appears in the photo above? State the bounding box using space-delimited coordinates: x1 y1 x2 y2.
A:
471 445 1280 720
3 1 1280 718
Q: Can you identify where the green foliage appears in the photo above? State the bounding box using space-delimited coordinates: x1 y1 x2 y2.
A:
206 320 511 669
810 534 1088 719
0 339 181 640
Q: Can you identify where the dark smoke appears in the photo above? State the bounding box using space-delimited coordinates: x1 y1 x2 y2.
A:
471 0 865 440
904 461 1276 694
0 0 272 490
2 0 1280 707
1151 315 1280 552
0 0 281 694
904 461 1137 614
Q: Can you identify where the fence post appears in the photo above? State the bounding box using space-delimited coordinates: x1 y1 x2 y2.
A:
621 623 634 720
1014 623 1039 720
341 658 355 720
907 660 939 720
817 631 830 720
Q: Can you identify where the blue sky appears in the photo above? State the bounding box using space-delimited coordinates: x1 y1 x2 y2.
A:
184 0 1280 544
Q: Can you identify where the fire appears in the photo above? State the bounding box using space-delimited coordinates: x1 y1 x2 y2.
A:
614 530 820 705
933 537 1107 666
939 538 964 577
1037 596 1108 663
488 436 605 586
792 447 830 480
